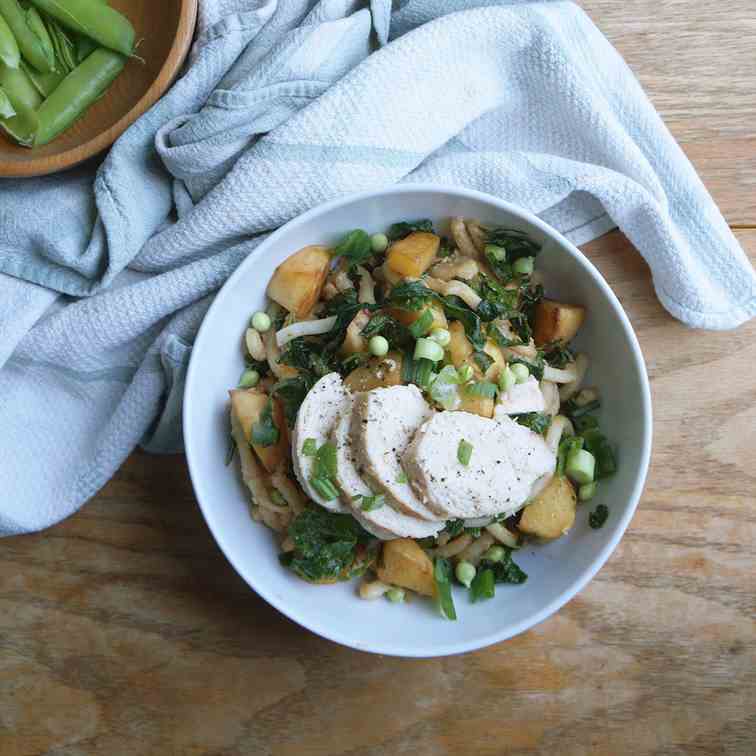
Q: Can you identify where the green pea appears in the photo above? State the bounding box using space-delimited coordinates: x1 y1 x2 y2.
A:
0 0 55 72
34 47 125 146
29 0 135 57
0 12 20 69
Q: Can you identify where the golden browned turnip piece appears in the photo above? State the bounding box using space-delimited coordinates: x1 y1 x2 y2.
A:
518 475 577 540
533 299 586 346
448 320 473 367
229 389 289 473
457 393 495 418
377 538 435 596
386 232 440 278
267 245 331 317
344 351 403 392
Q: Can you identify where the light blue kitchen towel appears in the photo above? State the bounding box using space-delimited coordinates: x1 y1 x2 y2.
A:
0 0 753 535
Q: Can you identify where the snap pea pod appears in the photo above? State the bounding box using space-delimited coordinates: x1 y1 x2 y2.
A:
0 12 20 68
20 57 62 95
0 59 41 108
0 0 55 72
24 5 55 67
28 0 134 56
34 46 124 146
0 85 15 117
73 0 104 62
43 12 75 71
0 61 40 145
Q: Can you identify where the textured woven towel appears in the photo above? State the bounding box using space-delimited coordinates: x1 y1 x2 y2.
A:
0 0 753 535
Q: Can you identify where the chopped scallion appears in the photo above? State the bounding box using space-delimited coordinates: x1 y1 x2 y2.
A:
565 448 596 485
457 439 473 466
358 494 385 512
302 438 318 457
409 309 435 338
470 568 496 602
433 558 457 620
309 477 339 501
414 337 444 363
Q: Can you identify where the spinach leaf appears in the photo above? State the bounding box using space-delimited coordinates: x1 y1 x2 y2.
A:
475 276 520 322
580 429 617 479
333 229 372 266
485 227 541 262
322 289 359 317
508 353 545 381
442 295 486 350
518 282 544 338
387 219 434 241
589 504 609 529
244 355 270 376
271 375 313 427
472 350 494 374
480 551 527 584
251 398 280 446
542 340 575 369
361 312 413 351
486 323 521 348
470 568 496 602
513 412 551 435
279 337 332 377
283 508 373 583
444 519 465 538
340 352 371 374
385 280 435 311
386 281 487 350
433 557 457 620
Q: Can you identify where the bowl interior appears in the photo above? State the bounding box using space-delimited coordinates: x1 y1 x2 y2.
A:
0 0 187 176
184 186 652 657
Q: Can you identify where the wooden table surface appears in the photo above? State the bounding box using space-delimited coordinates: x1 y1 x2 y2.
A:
2 3 755 755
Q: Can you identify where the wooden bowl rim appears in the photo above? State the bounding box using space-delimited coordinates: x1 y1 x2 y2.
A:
0 0 199 178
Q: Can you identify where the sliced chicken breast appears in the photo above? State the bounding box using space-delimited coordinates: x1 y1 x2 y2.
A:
494 376 545 416
351 385 441 521
405 411 556 519
331 399 443 540
291 372 348 513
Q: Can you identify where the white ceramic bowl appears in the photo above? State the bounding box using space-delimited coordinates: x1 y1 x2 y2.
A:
183 185 652 657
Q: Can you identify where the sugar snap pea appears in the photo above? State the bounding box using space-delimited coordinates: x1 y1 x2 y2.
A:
0 12 20 68
0 85 15 117
34 46 125 146
0 0 55 72
28 0 134 56
20 57 62 95
73 0 104 62
0 59 41 109
44 13 75 70
0 61 40 145
24 5 55 68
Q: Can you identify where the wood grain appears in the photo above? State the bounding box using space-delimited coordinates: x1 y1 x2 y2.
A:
1 3 756 754
0 0 198 178
579 0 756 225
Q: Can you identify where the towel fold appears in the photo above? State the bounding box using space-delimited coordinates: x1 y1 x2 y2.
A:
0 0 753 535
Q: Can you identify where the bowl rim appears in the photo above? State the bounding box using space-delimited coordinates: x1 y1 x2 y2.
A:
183 183 653 657
0 0 199 178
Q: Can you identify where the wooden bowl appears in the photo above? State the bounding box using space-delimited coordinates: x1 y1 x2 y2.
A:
0 0 198 178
